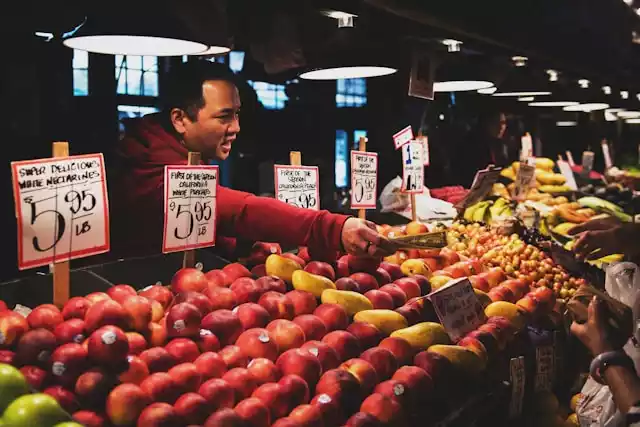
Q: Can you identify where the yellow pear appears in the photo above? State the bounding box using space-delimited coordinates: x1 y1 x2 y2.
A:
291 270 336 298
484 301 527 330
353 310 408 335
430 275 452 290
265 254 301 283
400 259 431 277
390 322 450 351
321 289 373 316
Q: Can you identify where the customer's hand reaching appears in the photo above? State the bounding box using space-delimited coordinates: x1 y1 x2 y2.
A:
568 217 640 261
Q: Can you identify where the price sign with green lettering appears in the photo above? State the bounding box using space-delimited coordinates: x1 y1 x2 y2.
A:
11 154 110 270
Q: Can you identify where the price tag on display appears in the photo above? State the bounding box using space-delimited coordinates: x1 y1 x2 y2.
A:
393 125 414 150
566 151 576 167
509 356 526 419
557 160 578 190
582 151 595 174
601 140 613 170
350 151 378 209
428 278 486 341
520 133 533 161
417 135 430 166
274 165 320 210
515 162 536 199
163 166 218 254
11 154 110 270
535 345 555 392
454 167 502 210
401 141 424 193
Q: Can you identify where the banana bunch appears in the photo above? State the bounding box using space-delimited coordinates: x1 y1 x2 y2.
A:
539 184 572 193
463 198 513 223
536 169 567 186
578 197 632 222
490 182 511 199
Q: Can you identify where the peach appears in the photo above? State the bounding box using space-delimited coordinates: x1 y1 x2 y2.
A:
235 397 271 427
87 325 129 366
223 263 253 282
247 357 281 385
412 275 431 295
20 365 49 390
346 322 383 350
423 256 447 273
137 402 180 427
488 285 516 303
105 383 151 426
531 286 556 311
72 410 108 427
378 262 404 281
378 337 414 366
279 374 310 407
85 292 111 304
311 393 346 426
313 304 349 332
465 329 499 359
174 292 213 316
204 408 245 427
165 337 200 363
374 379 409 407
106 284 137 304
125 332 147 355
345 412 382 427
289 404 324 427
171 267 208 293
300 340 340 372
287 290 318 316
62 297 92 320
198 378 236 409
468 275 490 293
276 348 322 388
259 292 295 320
405 221 428 235
168 362 202 392
267 319 306 352
373 268 392 286
174 392 210 425
334 277 361 292
234 303 271 329
360 347 397 381
256 276 287 294
340 358 379 395
442 264 466 279
236 328 279 361
205 269 231 287
485 267 507 288
118 355 149 385
315 368 361 407
84 300 131 333
322 331 361 362
204 286 238 311
379 284 408 307
50 343 88 387
194 351 227 380
457 336 489 363
146 322 168 347
140 347 177 373
293 315 327 341
15 328 57 366
197 328 221 352
349 272 379 293
141 372 182 404
27 305 63 331
139 285 174 309
395 304 423 326
304 261 336 281
392 365 434 408
252 382 290 419
219 345 249 368
393 278 422 299
230 277 262 305
364 290 394 310
223 367 257 401
360 393 403 424
75 368 116 408
201 309 244 347
516 295 541 315
44 385 79 414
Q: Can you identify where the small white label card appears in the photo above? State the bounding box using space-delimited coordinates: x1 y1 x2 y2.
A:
393 125 414 150
11 154 110 270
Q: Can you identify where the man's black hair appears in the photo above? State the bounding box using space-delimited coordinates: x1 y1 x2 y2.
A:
163 60 238 120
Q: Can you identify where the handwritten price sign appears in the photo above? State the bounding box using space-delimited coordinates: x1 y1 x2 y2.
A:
163 166 218 253
401 141 424 194
351 151 377 209
535 345 555 391
11 154 110 270
274 165 319 210
428 277 486 341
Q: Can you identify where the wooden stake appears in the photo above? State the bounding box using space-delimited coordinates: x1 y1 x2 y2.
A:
290 151 302 166
410 194 417 222
358 137 367 220
183 151 202 269
52 142 70 308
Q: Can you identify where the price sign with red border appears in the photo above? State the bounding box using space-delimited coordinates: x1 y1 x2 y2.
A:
401 141 424 194
11 154 110 270
393 125 414 150
163 165 218 253
350 151 378 209
274 165 320 210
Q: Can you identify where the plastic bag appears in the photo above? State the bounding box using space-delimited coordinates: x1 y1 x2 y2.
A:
378 177 456 221
379 176 410 213
577 262 640 427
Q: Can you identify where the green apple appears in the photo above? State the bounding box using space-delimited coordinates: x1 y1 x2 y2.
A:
2 393 70 427
54 423 84 427
0 364 29 413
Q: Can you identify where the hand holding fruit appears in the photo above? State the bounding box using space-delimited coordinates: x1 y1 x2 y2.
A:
569 218 640 261
570 296 616 356
341 219 397 258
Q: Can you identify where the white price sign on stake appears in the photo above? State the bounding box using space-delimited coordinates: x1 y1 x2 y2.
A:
163 166 218 254
417 135 430 166
566 151 576 167
428 277 486 341
520 133 533 161
401 141 424 194
601 140 613 170
393 125 414 150
509 356 526 419
11 154 110 270
274 165 320 210
557 160 578 190
350 151 378 209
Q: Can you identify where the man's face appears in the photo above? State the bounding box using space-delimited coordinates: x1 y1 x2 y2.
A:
176 80 241 160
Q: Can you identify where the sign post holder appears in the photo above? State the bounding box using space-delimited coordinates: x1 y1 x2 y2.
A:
183 151 201 269
290 151 302 167
52 141 70 307
358 138 367 220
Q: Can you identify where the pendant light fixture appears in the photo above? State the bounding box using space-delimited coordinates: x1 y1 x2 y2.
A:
63 3 227 56
491 66 552 97
433 55 495 92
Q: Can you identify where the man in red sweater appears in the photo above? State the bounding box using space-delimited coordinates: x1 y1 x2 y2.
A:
110 61 393 261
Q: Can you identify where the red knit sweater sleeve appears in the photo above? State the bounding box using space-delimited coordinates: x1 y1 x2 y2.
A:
216 186 349 262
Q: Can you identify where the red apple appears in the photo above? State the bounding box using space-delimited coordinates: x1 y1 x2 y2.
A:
313 304 348 332
84 299 131 333
44 385 79 414
247 357 281 385
374 379 409 407
194 351 227 380
360 393 403 424
223 367 257 401
166 303 202 338
201 310 244 347
252 382 290 420
235 397 271 427
140 347 177 373
165 337 200 363
219 345 249 369
315 368 361 409
205 269 231 287
54 319 87 346
282 253 306 268
259 292 295 320
124 332 147 355
198 378 236 409
335 277 361 293
137 402 180 427
223 263 253 282
293 315 327 341
378 262 404 281
243 242 282 266
304 261 336 281
289 404 323 427
174 292 213 316
287 290 318 316
62 297 92 320
204 286 238 311
85 292 111 305
300 340 340 372
27 305 63 331
236 328 279 361
346 322 383 350
256 276 287 294
140 372 182 404
146 322 168 347
234 303 271 329
311 392 346 426
72 410 108 427
360 347 398 381
322 331 361 363
174 392 210 425
349 272 379 293
75 368 117 408
230 277 262 305
279 374 310 407
346 255 380 274
345 411 382 427
106 383 151 426
393 278 422 299
107 284 137 304
20 365 49 390
118 355 150 385
465 329 500 359
276 348 322 388
15 328 57 366
87 325 129 366
373 269 392 287
197 328 221 352
364 290 394 310
336 256 350 278
267 319 306 353
50 343 88 387
139 285 174 309
392 365 434 408
172 267 208 293
0 350 15 364
378 337 414 366
440 247 461 266
251 264 267 277
298 247 311 263
468 275 490 293
168 362 202 392
341 358 379 395
378 284 407 308
204 408 245 427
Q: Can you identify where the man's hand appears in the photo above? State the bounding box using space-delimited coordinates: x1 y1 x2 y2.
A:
341 218 397 258
568 217 638 260
570 296 615 356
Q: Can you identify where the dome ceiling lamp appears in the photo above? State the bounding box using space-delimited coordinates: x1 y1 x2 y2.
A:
491 64 552 97
433 55 495 92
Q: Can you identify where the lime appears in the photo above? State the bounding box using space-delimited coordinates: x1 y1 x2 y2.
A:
0 364 29 413
2 393 70 427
